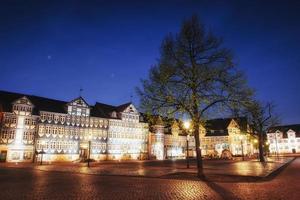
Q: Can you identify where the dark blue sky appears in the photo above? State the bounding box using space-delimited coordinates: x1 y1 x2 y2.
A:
0 0 299 124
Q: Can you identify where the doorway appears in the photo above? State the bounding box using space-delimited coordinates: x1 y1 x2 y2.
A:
0 151 7 162
79 148 88 160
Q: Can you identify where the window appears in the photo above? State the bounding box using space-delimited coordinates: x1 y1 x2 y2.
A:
9 130 15 139
11 152 20 160
23 152 32 160
46 126 50 134
25 118 30 125
111 112 117 118
76 108 82 116
23 132 28 140
54 115 59 122
41 113 46 121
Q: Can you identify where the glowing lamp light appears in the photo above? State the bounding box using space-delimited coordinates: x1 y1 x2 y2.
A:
253 139 258 144
187 134 190 141
183 121 190 130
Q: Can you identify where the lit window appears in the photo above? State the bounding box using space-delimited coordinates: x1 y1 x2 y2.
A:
77 108 82 116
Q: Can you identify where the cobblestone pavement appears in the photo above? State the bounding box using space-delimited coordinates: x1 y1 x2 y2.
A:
0 158 299 200
0 157 292 178
217 157 300 200
0 168 220 200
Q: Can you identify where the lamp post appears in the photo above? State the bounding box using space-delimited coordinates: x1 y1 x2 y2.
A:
184 121 191 169
139 147 142 160
274 133 279 160
87 135 92 167
265 141 270 157
253 139 258 160
239 135 244 161
40 140 46 165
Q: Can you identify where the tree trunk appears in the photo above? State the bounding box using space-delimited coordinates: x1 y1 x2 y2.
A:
193 121 205 178
258 131 265 162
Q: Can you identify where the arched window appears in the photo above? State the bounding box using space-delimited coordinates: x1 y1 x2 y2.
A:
111 111 117 118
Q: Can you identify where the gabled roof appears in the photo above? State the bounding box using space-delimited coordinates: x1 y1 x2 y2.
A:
67 96 89 107
204 117 230 136
116 102 132 112
91 102 137 119
0 90 136 119
204 117 248 137
232 117 248 133
0 90 67 115
92 102 117 118
205 118 232 131
267 124 300 138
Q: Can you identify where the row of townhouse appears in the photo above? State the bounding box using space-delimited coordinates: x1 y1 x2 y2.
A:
0 90 148 162
0 90 258 163
147 116 257 160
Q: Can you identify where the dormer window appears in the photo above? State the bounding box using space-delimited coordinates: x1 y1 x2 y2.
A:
111 111 117 118
12 96 34 115
67 97 90 117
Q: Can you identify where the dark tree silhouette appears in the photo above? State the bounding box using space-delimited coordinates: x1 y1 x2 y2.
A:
137 16 252 178
244 100 280 162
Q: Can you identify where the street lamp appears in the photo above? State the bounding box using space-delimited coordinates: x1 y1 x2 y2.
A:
274 133 279 160
265 141 270 157
239 135 244 161
253 139 258 159
87 135 92 167
184 121 191 169
139 147 142 160
40 140 46 165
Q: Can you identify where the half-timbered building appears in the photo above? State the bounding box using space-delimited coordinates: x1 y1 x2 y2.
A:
0 90 148 162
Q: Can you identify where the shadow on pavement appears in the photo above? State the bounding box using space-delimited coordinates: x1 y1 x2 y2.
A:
160 172 260 183
204 180 242 200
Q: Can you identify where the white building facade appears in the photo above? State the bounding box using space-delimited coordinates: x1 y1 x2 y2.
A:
0 90 148 162
267 125 300 154
0 90 258 163
148 117 255 160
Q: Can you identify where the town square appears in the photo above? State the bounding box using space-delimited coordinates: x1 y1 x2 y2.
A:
0 0 300 199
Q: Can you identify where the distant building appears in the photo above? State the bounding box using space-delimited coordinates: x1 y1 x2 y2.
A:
267 124 300 154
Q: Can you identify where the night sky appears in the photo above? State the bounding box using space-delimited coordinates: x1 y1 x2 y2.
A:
0 0 299 124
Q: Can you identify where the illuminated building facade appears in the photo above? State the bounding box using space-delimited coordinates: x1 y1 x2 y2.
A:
199 118 255 157
149 120 195 160
0 91 148 162
267 124 300 154
148 117 254 160
0 90 256 163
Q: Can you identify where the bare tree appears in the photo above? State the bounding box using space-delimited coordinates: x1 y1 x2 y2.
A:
244 100 280 162
137 16 252 178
